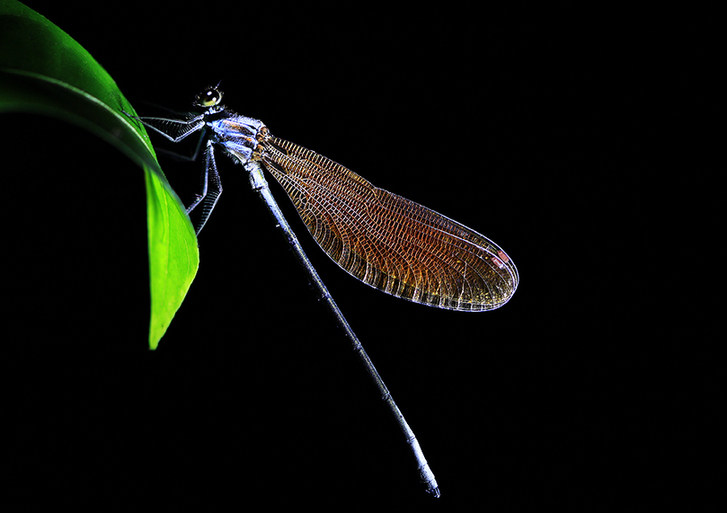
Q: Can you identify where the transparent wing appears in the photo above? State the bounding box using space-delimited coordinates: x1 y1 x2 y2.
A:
259 136 519 311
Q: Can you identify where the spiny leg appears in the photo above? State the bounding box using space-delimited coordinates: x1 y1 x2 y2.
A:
154 128 207 162
187 140 222 235
128 112 221 234
128 112 206 143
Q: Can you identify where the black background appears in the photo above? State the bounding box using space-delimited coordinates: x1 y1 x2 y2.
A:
3 1 721 510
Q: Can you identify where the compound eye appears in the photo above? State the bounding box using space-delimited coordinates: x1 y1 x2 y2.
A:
195 87 223 108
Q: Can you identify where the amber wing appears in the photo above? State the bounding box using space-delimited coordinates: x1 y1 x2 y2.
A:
259 135 519 311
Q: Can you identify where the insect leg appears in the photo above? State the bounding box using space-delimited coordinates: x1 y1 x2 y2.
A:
187 140 222 235
127 112 206 143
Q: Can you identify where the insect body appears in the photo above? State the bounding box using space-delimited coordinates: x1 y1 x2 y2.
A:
135 86 519 497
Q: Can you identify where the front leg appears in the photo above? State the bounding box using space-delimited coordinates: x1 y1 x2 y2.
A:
126 111 206 143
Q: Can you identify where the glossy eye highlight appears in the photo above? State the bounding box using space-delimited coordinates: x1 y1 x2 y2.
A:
194 87 223 108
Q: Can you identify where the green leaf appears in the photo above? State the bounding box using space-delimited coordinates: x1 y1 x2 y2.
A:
0 0 199 349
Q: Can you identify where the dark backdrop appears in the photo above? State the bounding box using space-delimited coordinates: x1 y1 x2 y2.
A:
3 2 720 510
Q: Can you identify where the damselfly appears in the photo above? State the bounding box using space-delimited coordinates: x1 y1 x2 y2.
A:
132 86 519 497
